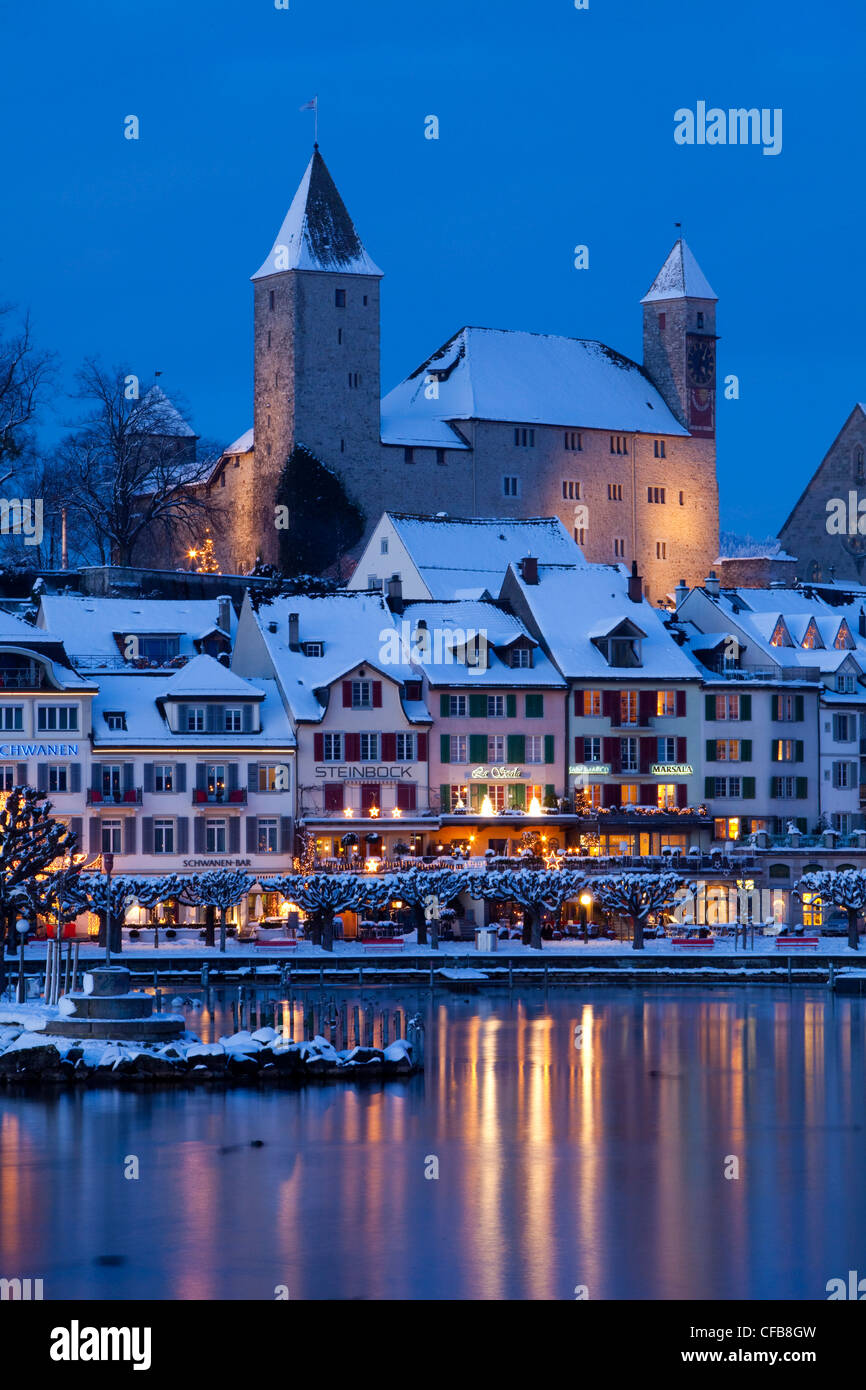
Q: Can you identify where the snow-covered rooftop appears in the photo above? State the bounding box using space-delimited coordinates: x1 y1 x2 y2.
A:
380 326 689 442
91 673 294 749
640 238 717 304
154 653 263 700
37 597 237 664
386 513 584 599
399 600 566 689
136 386 196 438
252 149 382 280
224 428 254 456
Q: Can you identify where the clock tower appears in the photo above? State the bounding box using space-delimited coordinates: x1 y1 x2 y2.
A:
641 238 717 437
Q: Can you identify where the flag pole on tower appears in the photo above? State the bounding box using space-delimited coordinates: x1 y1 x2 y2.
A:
300 95 318 146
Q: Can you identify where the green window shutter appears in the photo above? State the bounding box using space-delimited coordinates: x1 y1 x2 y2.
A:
544 783 555 802
769 777 778 799
771 694 779 721
795 694 804 721
705 694 715 721
704 775 715 798
469 733 488 762
440 784 451 812
740 693 751 720
770 739 778 762
705 739 716 762
471 783 487 810
439 694 450 717
544 733 555 764
525 693 543 718
742 776 755 799
469 693 486 718
440 734 451 764
511 783 526 809
795 739 804 762
506 693 517 718
740 739 751 760
796 776 808 799
507 734 525 763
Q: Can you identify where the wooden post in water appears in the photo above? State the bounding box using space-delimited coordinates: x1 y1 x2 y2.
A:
394 1009 403 1039
829 959 836 989
231 1001 237 1031
72 942 80 993
365 1002 374 1047
340 1002 347 1048
382 1011 389 1047
352 1005 360 1048
155 989 162 1013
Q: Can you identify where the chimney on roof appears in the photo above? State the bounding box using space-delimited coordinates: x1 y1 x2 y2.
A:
674 579 689 609
217 595 232 636
520 555 538 585
627 561 643 604
288 612 300 650
705 571 720 598
859 606 865 638
386 575 404 615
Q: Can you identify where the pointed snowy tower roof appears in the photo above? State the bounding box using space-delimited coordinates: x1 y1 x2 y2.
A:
252 147 382 280
640 238 716 303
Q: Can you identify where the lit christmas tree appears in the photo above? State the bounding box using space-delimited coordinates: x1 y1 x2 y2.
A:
190 532 220 573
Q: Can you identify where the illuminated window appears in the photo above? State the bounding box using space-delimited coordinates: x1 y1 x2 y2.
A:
770 619 792 647
835 621 855 649
801 619 823 649
657 783 677 809
657 690 676 716
714 694 740 720
620 783 639 805
583 690 602 716
801 892 823 927
620 690 638 725
716 739 741 761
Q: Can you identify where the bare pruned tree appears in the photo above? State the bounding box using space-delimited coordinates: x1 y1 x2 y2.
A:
53 361 224 566
0 306 56 469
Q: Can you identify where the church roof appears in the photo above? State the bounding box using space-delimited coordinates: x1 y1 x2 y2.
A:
641 238 717 304
381 326 689 440
252 148 382 280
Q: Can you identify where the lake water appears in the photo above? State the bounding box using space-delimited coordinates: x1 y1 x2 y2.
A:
2 985 865 1301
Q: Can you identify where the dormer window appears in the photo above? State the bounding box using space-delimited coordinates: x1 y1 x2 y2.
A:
302 642 324 657
801 619 823 650
769 618 793 648
186 707 206 732
835 621 855 650
510 647 532 668
223 707 242 732
104 711 127 731
404 680 422 701
591 618 646 669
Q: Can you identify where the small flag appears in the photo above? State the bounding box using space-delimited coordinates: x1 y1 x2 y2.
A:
300 97 317 112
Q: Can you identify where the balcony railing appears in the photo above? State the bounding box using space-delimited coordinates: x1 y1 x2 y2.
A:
72 654 190 672
708 664 822 683
191 788 248 805
0 666 47 689
87 787 143 806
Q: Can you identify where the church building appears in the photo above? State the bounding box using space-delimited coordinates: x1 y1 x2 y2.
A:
208 147 721 601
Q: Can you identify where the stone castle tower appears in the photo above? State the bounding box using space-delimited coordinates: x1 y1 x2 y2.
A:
641 238 718 437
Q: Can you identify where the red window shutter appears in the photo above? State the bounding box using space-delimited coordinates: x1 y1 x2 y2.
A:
639 783 656 806
639 691 655 725
416 732 427 760
344 732 361 761
602 737 620 772
342 680 352 707
573 690 581 716
574 736 582 761
372 681 382 708
324 784 344 812
602 784 618 808
314 733 324 761
639 738 654 774
676 784 688 808
381 732 397 761
676 737 687 763
361 782 380 813
602 691 618 724
676 690 687 718
397 782 417 811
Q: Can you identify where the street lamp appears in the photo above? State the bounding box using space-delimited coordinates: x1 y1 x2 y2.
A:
579 890 593 939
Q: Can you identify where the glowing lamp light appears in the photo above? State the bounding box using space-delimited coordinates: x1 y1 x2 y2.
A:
391 806 402 818
579 892 593 907
365 857 379 873
480 795 494 817
528 795 542 816
343 807 354 818
369 805 380 818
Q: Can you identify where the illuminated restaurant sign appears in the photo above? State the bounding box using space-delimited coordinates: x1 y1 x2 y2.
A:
470 766 523 780
569 763 611 776
651 763 693 776
0 743 79 757
316 765 414 779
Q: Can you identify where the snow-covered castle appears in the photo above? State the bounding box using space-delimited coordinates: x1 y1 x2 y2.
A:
207 146 720 601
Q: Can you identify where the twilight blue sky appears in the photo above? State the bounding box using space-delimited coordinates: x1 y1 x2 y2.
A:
1 0 862 539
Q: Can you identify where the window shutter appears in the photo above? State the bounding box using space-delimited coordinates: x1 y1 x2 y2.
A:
89 817 101 853
769 778 778 799
342 681 352 707
705 740 716 762
247 762 259 793
15 762 27 785
676 737 687 764
573 691 581 716
381 732 397 761
344 732 361 761
176 817 189 854
639 783 656 806
469 734 487 763
123 818 136 854
141 817 154 854
440 785 451 812
705 694 715 721
37 763 47 792
574 736 582 762
229 818 241 854
506 694 517 718
206 705 218 732
704 776 715 798
511 783 526 809
246 816 257 852
507 734 525 763
440 735 451 764
740 693 751 719
176 764 187 793
770 738 779 762
602 784 618 808
196 763 207 790
361 783 380 814
740 739 752 761
194 816 205 852
852 761 860 789
796 817 808 833
639 691 655 724
602 737 620 773
525 693 543 718
796 776 808 799
795 740 804 762
123 763 134 792
544 734 555 764
143 763 154 793
605 692 620 727
795 695 804 721
69 816 83 848
280 817 292 853
314 732 325 761
639 739 654 774
676 690 687 717
372 682 382 708
243 704 253 732
742 777 755 799
91 763 101 791
676 784 688 808
771 694 779 721
228 763 238 792
324 784 344 812
544 784 555 802
416 732 427 760
397 783 417 811
469 693 486 718
440 694 449 716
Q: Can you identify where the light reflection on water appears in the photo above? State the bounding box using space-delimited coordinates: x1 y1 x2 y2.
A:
1 986 865 1301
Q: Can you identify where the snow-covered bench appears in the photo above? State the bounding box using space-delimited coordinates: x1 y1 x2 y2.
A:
361 937 405 952
774 936 819 949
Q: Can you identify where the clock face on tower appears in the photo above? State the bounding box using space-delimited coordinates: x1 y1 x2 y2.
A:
686 336 715 387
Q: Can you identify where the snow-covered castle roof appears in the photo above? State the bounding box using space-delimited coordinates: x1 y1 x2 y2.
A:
252 148 382 280
640 238 717 304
